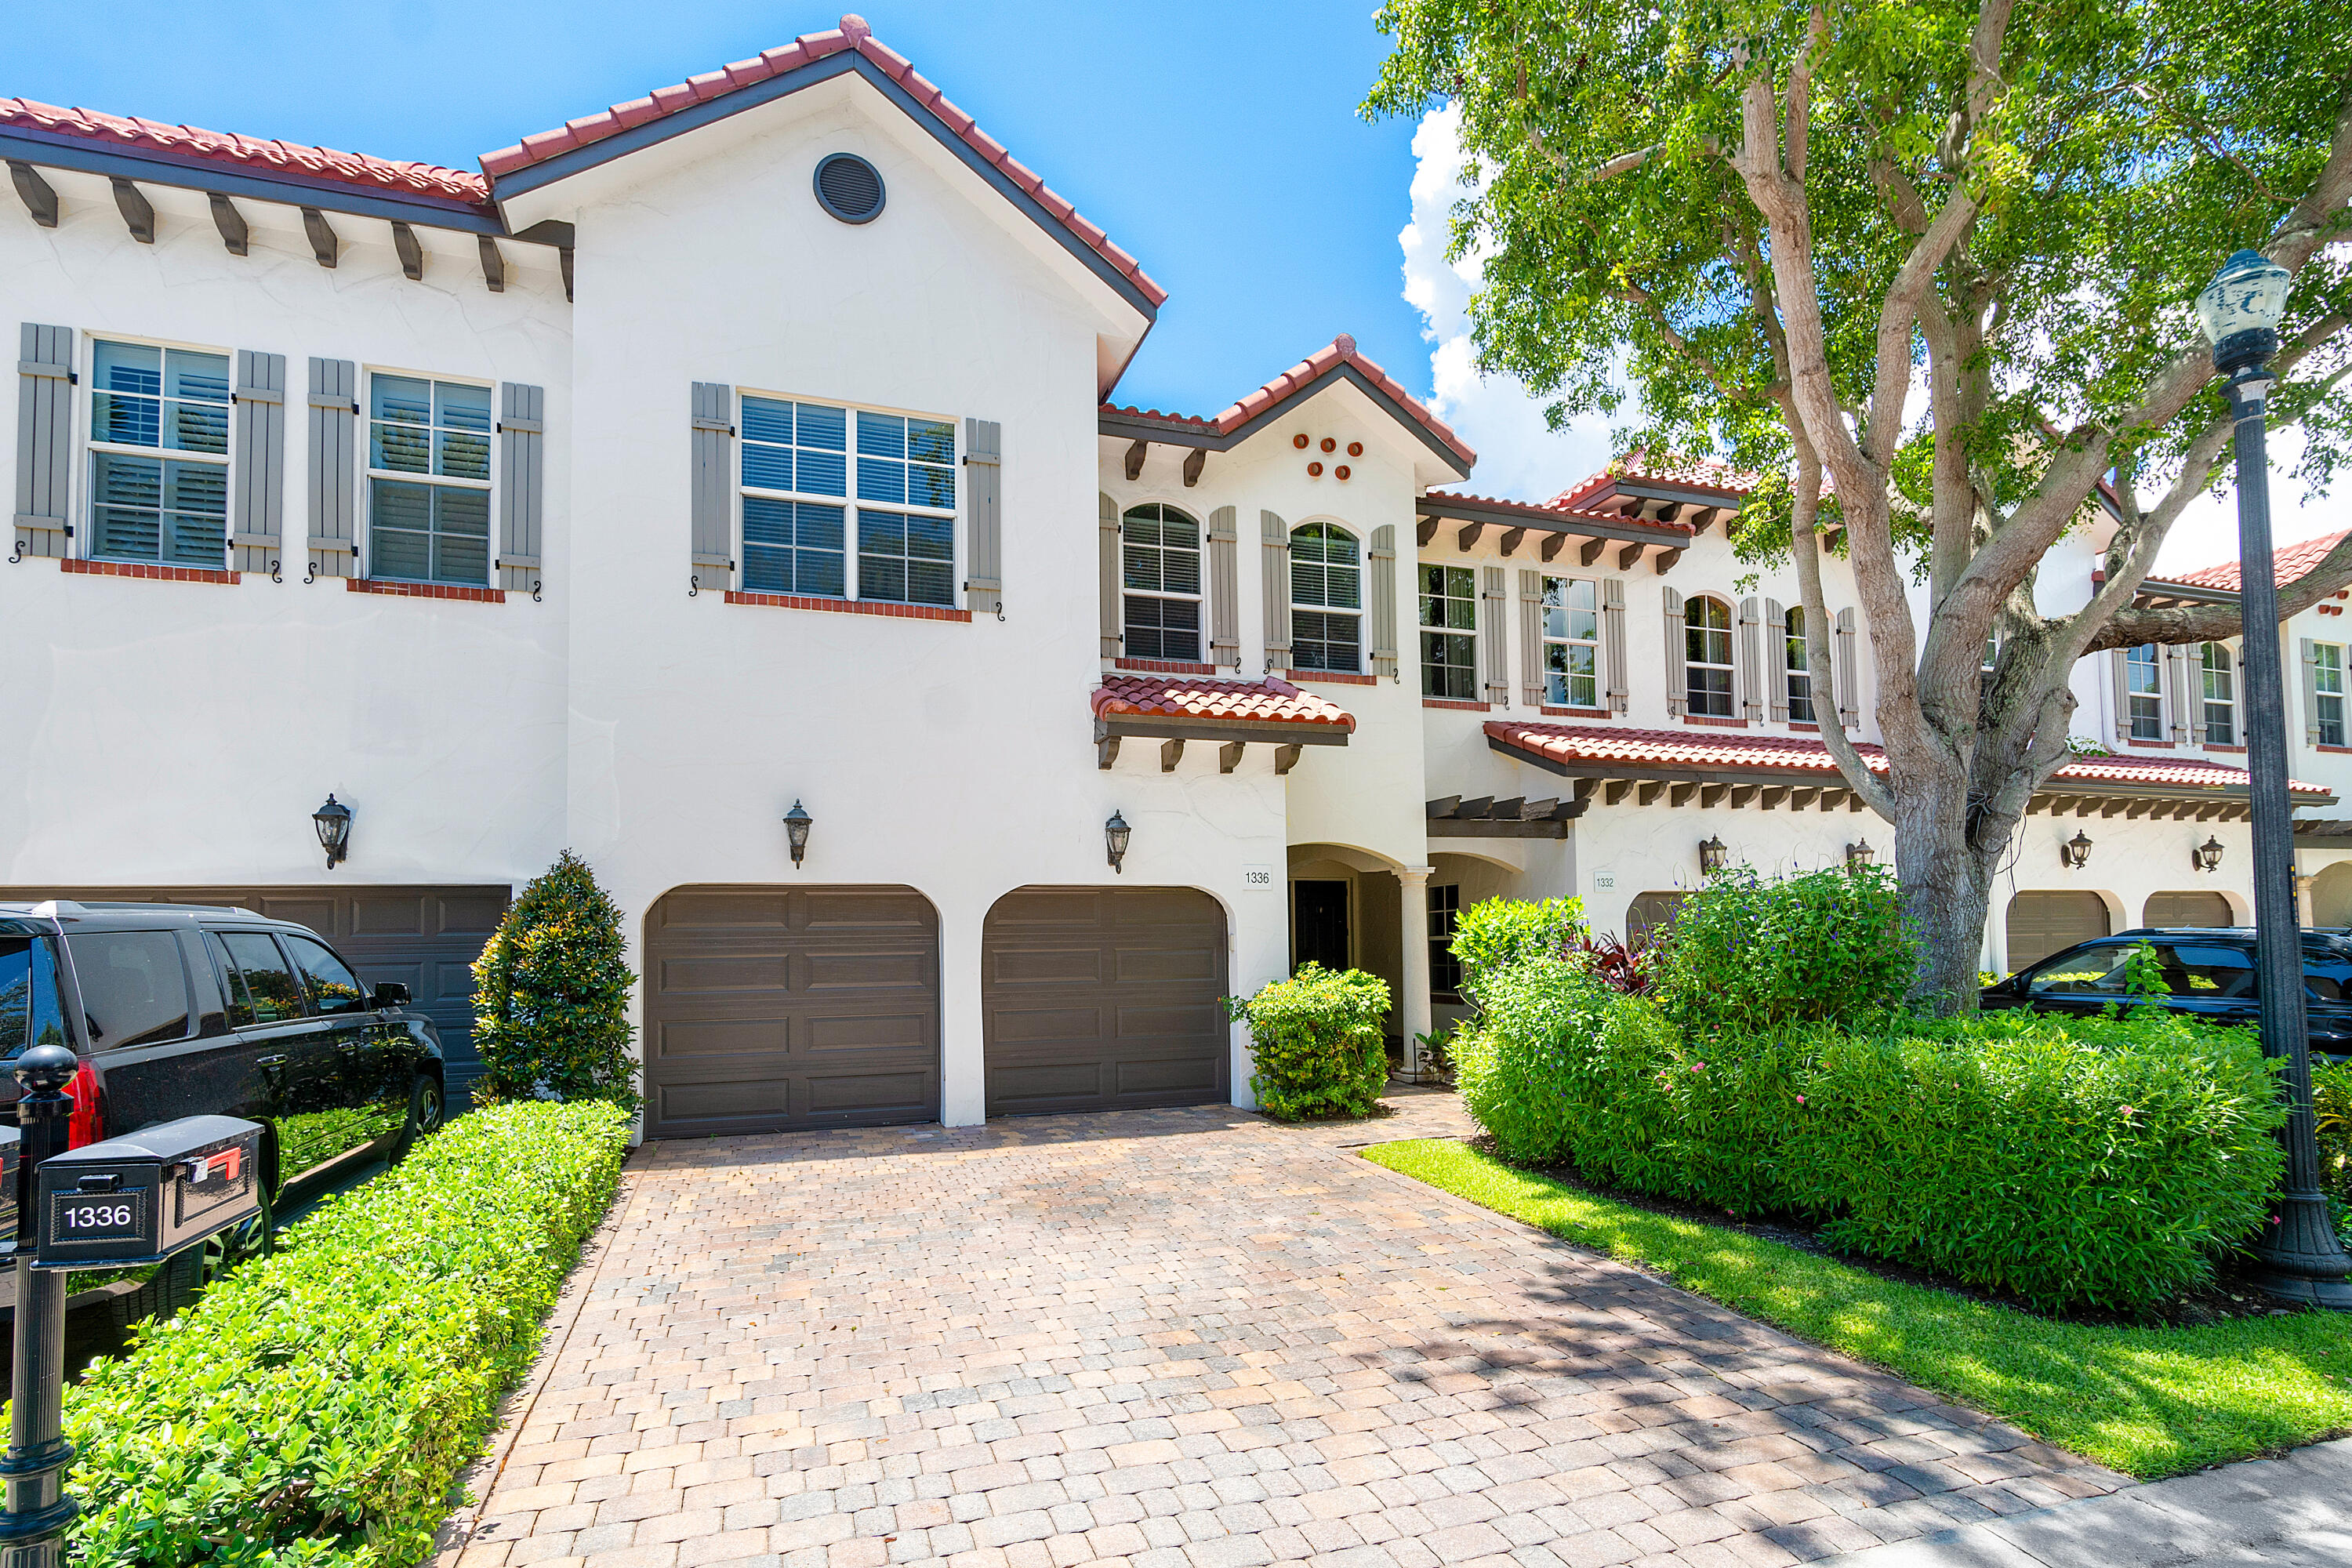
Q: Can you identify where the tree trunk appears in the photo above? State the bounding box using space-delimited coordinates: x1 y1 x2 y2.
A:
1892 763 1997 1010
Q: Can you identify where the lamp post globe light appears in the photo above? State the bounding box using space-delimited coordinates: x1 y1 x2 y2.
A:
2197 248 2352 1308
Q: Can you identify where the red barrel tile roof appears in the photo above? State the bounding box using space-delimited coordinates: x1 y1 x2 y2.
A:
1103 334 1472 471
1094 675 1355 731
1552 451 1761 510
2148 528 2350 595
1421 489 1697 536
0 96 489 205
1485 720 2328 796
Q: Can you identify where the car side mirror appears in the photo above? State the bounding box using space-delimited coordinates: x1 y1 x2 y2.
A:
370 982 412 1010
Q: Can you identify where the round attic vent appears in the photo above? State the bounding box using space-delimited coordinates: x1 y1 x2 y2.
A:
814 153 886 224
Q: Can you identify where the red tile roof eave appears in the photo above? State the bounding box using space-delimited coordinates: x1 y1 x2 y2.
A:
1091 675 1355 732
2155 528 2352 596
1422 490 1696 540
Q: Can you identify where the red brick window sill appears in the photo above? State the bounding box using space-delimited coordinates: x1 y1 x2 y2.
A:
2125 739 2176 750
1787 721 1820 732
1422 698 1490 712
347 579 507 604
1295 670 1377 686
1116 657 1218 675
2205 742 2246 753
1541 705 1613 719
2318 744 2352 755
1683 714 1750 729
64 558 237 586
724 590 971 622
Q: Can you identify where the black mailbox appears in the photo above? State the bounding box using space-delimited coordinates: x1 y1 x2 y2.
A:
31 1116 262 1269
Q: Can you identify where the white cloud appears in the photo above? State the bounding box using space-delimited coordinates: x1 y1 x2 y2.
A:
1400 106 1617 502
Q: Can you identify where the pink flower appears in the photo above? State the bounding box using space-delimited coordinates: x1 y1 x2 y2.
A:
1796 1095 1806 1105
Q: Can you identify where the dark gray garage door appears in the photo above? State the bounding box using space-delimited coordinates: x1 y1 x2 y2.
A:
2143 890 2234 928
2006 890 2112 970
642 885 938 1138
983 886 1228 1116
0 884 508 1099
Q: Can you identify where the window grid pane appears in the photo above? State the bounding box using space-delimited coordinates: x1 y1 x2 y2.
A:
365 374 492 584
2127 644 2163 741
1428 884 1462 996
89 340 230 567
2319 646 2344 746
2202 644 2235 746
1686 598 1735 717
1123 503 1203 659
1541 577 1599 707
1293 610 1361 672
739 397 952 602
1784 609 1814 723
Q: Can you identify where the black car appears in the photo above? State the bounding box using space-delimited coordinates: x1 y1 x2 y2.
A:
1981 925 2352 1062
0 899 446 1267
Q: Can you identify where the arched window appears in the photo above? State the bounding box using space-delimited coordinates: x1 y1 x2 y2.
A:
1784 607 1814 723
1685 596 1735 717
2201 642 2236 746
1120 503 1201 661
1290 523 1361 672
2125 643 2162 740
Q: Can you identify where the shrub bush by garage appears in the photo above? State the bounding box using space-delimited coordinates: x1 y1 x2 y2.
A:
60 1100 630 1566
1227 963 1391 1120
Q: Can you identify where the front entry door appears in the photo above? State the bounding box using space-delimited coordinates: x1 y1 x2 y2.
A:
1294 880 1349 973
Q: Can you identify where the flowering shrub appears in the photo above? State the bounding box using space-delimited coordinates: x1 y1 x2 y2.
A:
1647 866 1917 1028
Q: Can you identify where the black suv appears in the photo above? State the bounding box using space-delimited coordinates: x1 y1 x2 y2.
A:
0 899 445 1232
1981 925 2352 1062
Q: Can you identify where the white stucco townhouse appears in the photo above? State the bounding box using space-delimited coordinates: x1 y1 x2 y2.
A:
3 15 2346 1135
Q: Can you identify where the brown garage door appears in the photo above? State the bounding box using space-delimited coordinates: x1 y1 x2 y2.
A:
2143 891 2234 928
983 886 1228 1116
2006 891 2111 970
642 885 938 1138
0 884 508 1098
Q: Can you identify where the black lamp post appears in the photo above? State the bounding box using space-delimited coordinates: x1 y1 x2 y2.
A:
312 795 351 869
2196 248 2352 1308
782 800 812 869
1105 811 1131 874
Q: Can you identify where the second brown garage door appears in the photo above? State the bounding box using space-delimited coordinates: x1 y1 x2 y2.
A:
642 885 938 1138
983 885 1229 1116
2006 890 2112 970
2143 890 2234 927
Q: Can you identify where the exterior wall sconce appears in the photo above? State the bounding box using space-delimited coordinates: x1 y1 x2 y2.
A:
1697 835 1728 876
782 800 812 869
2195 835 2226 873
2062 829 2094 870
1105 810 1131 874
312 795 352 870
1845 839 1875 870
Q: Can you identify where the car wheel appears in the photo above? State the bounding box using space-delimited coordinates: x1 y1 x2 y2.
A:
390 1073 446 1163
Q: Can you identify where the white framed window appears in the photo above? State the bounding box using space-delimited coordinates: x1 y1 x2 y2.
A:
2125 643 2163 741
738 397 956 606
1786 607 1816 723
1541 577 1599 708
367 372 492 585
2201 642 2236 746
1290 522 1361 672
1421 564 1477 699
87 338 231 568
1121 502 1202 659
1684 596 1735 717
2318 644 2345 746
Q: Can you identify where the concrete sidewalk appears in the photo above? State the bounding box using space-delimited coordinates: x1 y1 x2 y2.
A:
1813 1436 2352 1567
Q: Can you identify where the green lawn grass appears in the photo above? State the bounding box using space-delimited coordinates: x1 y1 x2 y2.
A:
1363 1138 2352 1479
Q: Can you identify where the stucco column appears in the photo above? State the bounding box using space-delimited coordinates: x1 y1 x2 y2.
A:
2296 870 2316 928
1399 867 1433 1075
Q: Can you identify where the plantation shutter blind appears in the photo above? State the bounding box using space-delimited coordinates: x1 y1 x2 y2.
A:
1207 506 1240 669
1737 596 1764 723
305 358 358 579
13 324 73 561
1261 511 1291 673
963 417 1001 615
1834 607 1860 729
496 382 544 595
1662 586 1686 717
1602 578 1628 712
689 382 735 592
1765 598 1788 721
230 350 285 575
1098 493 1121 659
1518 570 1544 706
2302 639 2322 745
1479 566 1508 705
2110 647 2134 741
1368 524 1399 680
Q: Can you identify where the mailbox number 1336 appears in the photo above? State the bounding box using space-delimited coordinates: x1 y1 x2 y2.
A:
63 1202 134 1230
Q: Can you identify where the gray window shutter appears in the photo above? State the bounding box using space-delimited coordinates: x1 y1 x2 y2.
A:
1737 595 1764 724
2301 639 2321 745
1662 586 1686 717
13 324 74 561
1479 566 1508 705
1207 506 1240 669
2163 642 2192 742
306 358 357 579
1099 493 1121 659
1765 599 1788 721
1835 606 1860 729
496 383 545 595
1518 570 1544 706
964 418 1001 615
1368 524 1399 680
1602 578 1627 713
1261 511 1291 673
690 382 735 592
230 351 285 575
2111 646 2133 741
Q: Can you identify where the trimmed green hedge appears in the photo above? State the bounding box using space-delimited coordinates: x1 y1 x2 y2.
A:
51 1100 630 1567
1455 960 2288 1312
1228 963 1391 1120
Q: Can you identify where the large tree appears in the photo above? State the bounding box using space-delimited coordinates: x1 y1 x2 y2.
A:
1367 0 2352 1004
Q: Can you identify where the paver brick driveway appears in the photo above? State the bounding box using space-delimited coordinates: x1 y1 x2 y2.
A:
456 1094 2120 1568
